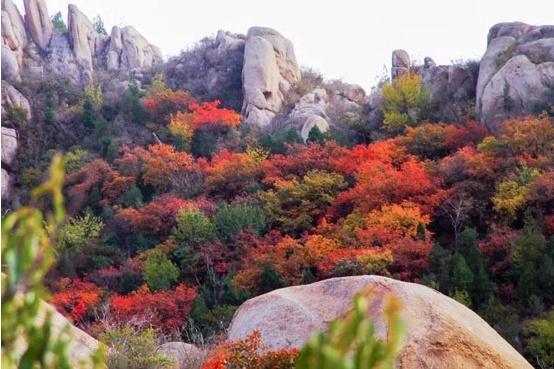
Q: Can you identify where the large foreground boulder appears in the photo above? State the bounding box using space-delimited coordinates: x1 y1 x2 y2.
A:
228 276 532 369
47 303 101 365
241 27 300 127
9 300 101 367
476 22 554 131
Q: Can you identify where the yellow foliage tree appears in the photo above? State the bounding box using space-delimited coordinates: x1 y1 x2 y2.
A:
84 83 103 108
493 166 540 220
381 73 430 133
168 111 195 151
365 201 430 238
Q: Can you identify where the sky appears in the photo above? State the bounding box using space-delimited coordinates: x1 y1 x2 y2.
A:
13 0 554 90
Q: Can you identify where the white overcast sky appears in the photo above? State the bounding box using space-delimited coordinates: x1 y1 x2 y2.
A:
13 0 554 90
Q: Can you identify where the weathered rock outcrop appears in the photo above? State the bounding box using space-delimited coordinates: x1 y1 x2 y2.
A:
1 82 32 120
1 1 161 84
287 87 329 141
1 82 28 201
391 49 411 79
67 4 103 82
418 59 477 102
477 22 554 131
1 168 11 200
389 50 478 122
284 82 368 141
2 126 18 164
242 27 300 127
47 303 101 365
1 126 17 198
23 0 52 50
2 0 27 52
9 300 101 367
228 276 533 369
414 54 478 122
2 0 27 80
107 26 162 71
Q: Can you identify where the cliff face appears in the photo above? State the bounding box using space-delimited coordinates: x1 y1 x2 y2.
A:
4 2 552 133
1 0 162 85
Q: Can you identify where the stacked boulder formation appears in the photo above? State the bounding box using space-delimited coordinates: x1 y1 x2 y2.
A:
1 0 162 84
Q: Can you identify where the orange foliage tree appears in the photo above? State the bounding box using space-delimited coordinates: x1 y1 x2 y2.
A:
169 111 195 149
204 150 263 199
354 201 433 281
116 144 197 193
330 139 405 178
397 121 487 158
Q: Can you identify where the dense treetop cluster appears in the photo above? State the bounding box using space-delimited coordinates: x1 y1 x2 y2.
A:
5 70 553 368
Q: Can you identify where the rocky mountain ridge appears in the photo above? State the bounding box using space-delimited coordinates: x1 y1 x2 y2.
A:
3 11 554 204
476 22 554 130
2 0 161 84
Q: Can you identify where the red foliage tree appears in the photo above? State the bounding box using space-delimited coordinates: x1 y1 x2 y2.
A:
188 100 242 128
479 227 518 280
88 266 124 291
334 156 445 216
65 159 117 212
443 120 488 150
262 142 348 185
388 237 433 281
109 283 197 332
528 170 554 208
118 195 191 236
101 174 135 206
143 90 194 123
51 278 103 323
397 121 487 159
331 139 405 178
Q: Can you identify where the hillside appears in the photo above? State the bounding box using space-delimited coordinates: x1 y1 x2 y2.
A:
1 1 554 369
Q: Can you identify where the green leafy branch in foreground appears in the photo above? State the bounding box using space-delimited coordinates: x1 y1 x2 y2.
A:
296 292 405 369
1 155 104 369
